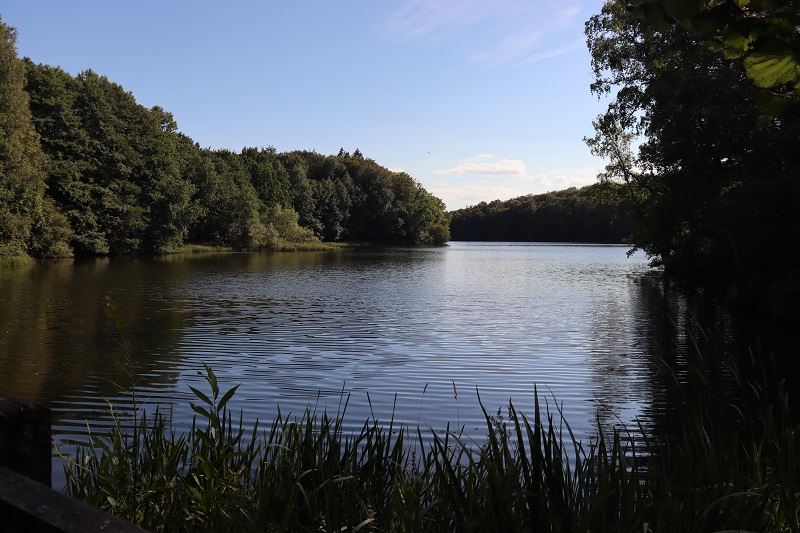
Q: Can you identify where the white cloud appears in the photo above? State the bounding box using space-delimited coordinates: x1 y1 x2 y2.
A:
548 165 602 188
433 156 552 187
435 158 529 178
523 173 551 184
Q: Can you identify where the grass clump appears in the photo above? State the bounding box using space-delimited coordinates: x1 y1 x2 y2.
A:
168 245 235 254
269 241 339 252
58 316 800 531
0 254 35 267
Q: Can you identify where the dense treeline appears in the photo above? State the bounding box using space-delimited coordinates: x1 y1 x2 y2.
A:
449 184 633 243
0 19 68 258
0 16 449 259
586 0 800 315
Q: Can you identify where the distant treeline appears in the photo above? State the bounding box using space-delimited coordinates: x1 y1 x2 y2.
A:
449 184 633 243
0 18 450 258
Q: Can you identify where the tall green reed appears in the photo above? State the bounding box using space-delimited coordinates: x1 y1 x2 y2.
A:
58 305 799 532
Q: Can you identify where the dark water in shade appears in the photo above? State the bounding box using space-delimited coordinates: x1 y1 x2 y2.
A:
0 242 733 488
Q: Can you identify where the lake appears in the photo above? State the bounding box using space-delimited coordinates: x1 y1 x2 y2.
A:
0 242 715 487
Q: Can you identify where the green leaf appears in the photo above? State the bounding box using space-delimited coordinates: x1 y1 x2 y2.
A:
724 46 744 60
720 31 755 59
202 458 214 479
763 15 799 36
189 386 213 407
663 0 707 23
744 51 798 88
190 402 214 421
194 429 216 448
217 384 240 411
203 363 219 398
755 90 794 117
631 2 674 32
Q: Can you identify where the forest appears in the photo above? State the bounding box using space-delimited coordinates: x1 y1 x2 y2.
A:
0 16 450 259
4 0 800 315
2 2 800 530
449 184 634 243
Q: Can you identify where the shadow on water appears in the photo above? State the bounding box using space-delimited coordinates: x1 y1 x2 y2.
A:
1 245 795 489
0 258 185 403
620 270 800 448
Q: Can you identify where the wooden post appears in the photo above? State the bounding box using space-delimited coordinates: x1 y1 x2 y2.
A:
0 397 52 487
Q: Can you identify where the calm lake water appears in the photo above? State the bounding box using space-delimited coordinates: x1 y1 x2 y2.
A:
1 242 720 487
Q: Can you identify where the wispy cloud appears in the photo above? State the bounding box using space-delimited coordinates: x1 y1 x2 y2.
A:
384 0 585 67
486 38 586 68
384 0 492 41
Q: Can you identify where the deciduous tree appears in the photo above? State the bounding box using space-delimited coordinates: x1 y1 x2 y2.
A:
586 0 800 313
0 17 71 258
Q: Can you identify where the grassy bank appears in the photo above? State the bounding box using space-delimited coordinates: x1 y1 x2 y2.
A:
168 245 236 254
2 241 410 266
0 254 35 267
57 349 799 532
167 242 340 254
270 241 340 252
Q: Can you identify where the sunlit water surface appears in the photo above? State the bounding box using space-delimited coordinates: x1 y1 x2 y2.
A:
1 243 703 488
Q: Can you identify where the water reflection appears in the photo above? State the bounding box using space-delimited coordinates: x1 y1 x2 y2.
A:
0 243 748 488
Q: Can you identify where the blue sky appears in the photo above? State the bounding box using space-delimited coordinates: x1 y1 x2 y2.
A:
2 0 610 210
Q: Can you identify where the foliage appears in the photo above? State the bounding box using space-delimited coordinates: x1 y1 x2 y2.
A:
628 0 800 111
585 0 800 315
23 61 196 255
260 204 319 250
0 16 71 258
0 17 451 259
449 183 633 243
168 244 233 254
279 150 450 245
60 350 800 532
59 364 258 531
18 55 450 255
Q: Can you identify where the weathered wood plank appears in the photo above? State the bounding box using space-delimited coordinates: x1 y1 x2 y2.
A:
0 465 149 533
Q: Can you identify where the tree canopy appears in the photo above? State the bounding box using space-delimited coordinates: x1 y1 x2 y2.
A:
0 17 450 259
449 184 633 244
0 16 71 258
586 0 800 315
628 0 800 113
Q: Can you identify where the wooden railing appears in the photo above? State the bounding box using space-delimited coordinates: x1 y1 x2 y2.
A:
0 398 148 533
